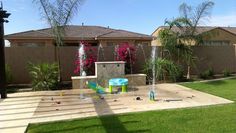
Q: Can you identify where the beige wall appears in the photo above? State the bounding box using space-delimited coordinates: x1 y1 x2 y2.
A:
192 45 236 74
152 27 236 46
5 44 236 84
5 47 56 83
151 28 163 46
202 28 236 44
9 39 54 47
4 45 152 84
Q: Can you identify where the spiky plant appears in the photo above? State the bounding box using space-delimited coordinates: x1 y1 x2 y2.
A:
28 63 59 91
144 58 182 82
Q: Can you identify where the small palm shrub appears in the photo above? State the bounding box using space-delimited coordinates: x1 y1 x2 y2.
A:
5 64 13 84
144 58 182 82
199 68 215 79
28 63 59 91
223 69 231 77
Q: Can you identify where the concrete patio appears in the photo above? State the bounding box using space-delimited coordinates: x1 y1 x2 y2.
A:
0 83 233 133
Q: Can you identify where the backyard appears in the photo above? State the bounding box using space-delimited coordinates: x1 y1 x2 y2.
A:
1 1 236 133
26 78 236 133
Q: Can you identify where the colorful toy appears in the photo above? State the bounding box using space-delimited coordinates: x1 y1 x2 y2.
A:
149 90 155 101
109 78 128 93
86 81 105 94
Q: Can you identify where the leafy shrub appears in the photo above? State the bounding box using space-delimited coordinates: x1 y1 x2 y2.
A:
5 64 13 84
74 41 97 75
28 63 59 91
223 69 231 77
144 58 182 82
115 42 137 74
199 68 215 79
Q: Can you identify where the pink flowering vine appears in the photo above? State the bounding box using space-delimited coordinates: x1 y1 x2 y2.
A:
115 42 137 74
74 41 97 75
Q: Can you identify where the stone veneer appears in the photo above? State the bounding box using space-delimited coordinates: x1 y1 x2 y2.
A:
95 61 125 87
71 61 146 89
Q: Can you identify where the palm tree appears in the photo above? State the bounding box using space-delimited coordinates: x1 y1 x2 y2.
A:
164 1 214 79
33 0 85 80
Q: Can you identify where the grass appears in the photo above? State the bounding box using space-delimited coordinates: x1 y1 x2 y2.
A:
180 78 236 101
27 78 236 133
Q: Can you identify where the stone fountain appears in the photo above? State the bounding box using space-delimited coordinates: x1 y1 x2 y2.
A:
71 61 146 89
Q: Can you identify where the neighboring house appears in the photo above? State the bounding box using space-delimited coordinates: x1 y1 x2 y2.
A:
151 26 236 46
5 25 153 47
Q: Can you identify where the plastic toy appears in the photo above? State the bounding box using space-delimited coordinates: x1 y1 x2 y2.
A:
86 81 105 94
149 90 155 101
109 78 128 93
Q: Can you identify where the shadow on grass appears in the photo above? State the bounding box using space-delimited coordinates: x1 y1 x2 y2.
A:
92 96 128 133
29 124 102 133
28 121 151 133
204 80 226 86
92 94 149 133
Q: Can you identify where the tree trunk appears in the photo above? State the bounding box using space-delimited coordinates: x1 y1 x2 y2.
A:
187 65 191 80
55 46 61 82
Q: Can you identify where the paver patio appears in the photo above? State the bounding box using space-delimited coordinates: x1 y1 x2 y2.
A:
0 83 233 133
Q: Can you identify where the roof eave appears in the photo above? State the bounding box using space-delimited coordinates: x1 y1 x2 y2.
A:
97 37 153 41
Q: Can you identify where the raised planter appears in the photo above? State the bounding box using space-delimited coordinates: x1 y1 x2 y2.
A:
71 76 97 89
125 74 147 86
71 61 146 89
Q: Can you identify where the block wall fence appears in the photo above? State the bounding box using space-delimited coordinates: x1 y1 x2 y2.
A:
4 45 236 84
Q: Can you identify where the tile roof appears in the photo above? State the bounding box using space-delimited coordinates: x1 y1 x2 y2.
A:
5 25 153 40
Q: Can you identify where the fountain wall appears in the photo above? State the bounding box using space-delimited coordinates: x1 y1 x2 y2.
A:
71 61 147 89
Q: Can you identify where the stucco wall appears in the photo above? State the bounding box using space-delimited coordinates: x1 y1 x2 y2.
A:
202 28 236 44
152 27 236 46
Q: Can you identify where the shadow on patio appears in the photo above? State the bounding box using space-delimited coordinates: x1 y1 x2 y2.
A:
91 94 151 133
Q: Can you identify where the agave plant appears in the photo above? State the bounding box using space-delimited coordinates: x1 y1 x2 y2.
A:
28 63 59 91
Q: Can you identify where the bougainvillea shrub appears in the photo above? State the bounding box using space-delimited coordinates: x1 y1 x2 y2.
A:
115 42 137 74
74 41 97 75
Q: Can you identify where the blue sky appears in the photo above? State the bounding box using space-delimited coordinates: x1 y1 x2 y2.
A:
2 0 236 35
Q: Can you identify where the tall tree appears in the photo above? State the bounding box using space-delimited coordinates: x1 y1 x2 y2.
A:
164 1 214 79
33 0 85 80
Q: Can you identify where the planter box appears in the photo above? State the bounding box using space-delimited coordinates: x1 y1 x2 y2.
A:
125 74 147 86
71 76 97 89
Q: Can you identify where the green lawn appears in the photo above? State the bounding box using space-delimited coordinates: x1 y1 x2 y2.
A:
27 78 236 133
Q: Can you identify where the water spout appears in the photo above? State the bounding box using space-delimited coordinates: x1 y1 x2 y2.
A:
79 42 86 99
151 46 156 90
149 46 157 100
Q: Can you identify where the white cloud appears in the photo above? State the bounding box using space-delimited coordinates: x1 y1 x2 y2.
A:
207 13 236 27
